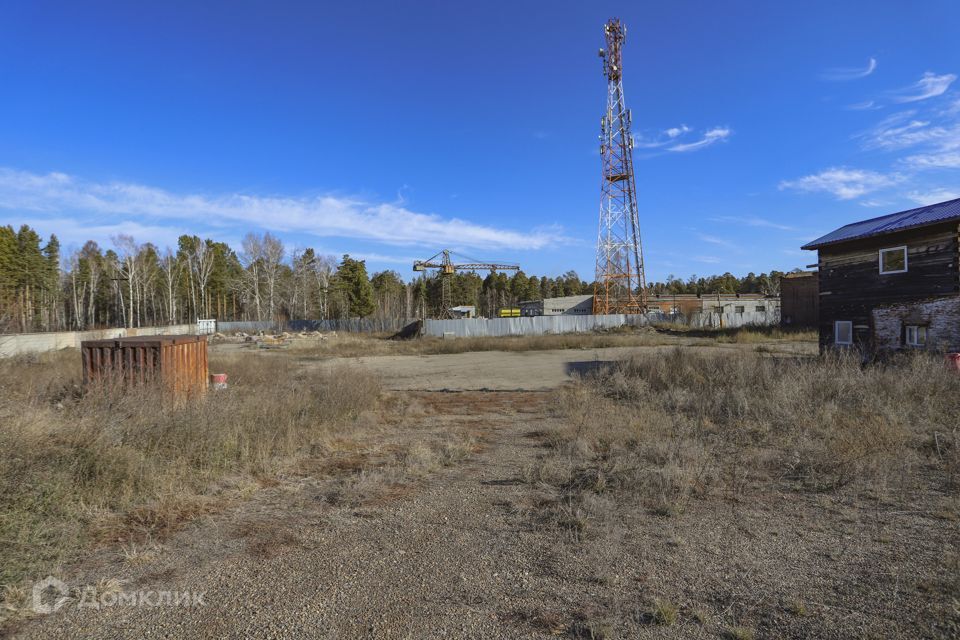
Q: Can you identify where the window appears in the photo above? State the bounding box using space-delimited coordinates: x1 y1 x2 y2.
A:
834 321 853 345
905 325 927 347
735 305 745 314
879 246 908 274
755 305 766 312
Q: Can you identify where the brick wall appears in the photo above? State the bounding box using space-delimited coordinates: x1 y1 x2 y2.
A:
871 296 960 352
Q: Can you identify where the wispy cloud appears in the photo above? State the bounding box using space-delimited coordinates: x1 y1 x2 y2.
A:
779 167 903 200
693 255 722 264
859 199 892 208
901 151 960 169
820 57 877 81
859 111 945 150
846 100 881 111
857 96 960 170
710 215 795 231
892 71 956 103
905 188 960 205
668 127 731 152
634 125 730 153
697 233 737 249
0 168 569 252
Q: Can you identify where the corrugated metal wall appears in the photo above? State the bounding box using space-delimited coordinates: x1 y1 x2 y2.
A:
423 311 780 338
216 318 418 334
287 318 419 333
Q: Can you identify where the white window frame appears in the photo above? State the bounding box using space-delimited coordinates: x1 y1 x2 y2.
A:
905 325 927 347
879 246 908 274
834 320 853 346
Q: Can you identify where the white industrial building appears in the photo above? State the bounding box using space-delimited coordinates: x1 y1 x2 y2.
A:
519 294 594 317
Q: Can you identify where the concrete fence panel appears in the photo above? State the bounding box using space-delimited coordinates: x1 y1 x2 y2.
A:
0 324 197 358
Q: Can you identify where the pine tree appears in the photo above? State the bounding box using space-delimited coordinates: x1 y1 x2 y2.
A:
334 255 375 318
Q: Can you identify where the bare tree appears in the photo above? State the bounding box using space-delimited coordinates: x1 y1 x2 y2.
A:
159 248 180 324
67 250 86 330
311 254 336 319
240 233 264 321
112 234 140 328
260 233 285 322
190 239 215 319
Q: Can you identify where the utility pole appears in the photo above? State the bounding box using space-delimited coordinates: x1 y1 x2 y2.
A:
593 18 648 315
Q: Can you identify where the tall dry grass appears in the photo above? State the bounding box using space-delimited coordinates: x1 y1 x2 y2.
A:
285 325 814 360
533 348 960 533
0 350 380 596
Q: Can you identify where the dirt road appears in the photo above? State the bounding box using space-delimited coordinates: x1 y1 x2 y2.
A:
310 341 815 391
15 393 582 638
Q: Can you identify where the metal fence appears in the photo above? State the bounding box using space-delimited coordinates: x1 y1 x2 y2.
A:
287 318 418 333
423 311 779 338
216 318 418 334
216 321 279 334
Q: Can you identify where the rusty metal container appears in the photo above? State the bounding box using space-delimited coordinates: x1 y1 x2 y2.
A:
81 335 209 396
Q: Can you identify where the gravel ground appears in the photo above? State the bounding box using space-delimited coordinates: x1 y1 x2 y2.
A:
302 341 816 392
13 393 574 639
11 342 956 639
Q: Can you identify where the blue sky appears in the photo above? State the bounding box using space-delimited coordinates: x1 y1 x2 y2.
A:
1 0 959 282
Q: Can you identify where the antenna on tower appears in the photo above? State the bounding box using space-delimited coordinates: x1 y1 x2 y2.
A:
593 18 648 315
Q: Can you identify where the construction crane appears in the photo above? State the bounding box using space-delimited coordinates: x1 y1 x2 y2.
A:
594 18 648 314
413 249 519 318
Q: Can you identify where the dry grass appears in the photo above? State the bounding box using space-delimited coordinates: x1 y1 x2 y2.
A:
281 324 814 360
0 349 382 611
535 348 959 525
528 347 960 633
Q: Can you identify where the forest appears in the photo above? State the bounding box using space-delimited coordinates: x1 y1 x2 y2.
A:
0 224 788 333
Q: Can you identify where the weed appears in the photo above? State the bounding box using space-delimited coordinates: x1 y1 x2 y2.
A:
787 598 808 616
723 625 756 640
650 598 679 626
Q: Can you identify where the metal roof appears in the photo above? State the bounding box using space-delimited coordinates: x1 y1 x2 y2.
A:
802 197 960 250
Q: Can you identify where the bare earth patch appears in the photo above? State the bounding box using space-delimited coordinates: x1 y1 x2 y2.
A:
5 337 957 638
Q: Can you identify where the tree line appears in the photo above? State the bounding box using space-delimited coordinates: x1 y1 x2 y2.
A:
0 223 791 333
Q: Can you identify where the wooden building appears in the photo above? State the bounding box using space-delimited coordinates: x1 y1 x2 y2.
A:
780 271 818 327
802 197 960 352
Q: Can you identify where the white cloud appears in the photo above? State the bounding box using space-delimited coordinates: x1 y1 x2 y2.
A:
820 57 877 81
860 111 960 151
902 151 960 169
859 199 891 208
0 168 568 251
697 233 736 249
20 216 193 252
693 255 722 264
711 215 794 231
905 188 960 205
892 71 957 103
668 127 731 152
846 100 881 111
779 167 903 200
634 125 729 152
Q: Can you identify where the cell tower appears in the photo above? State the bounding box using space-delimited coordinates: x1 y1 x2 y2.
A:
594 18 647 314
